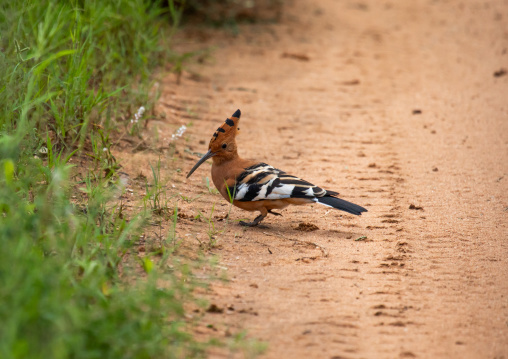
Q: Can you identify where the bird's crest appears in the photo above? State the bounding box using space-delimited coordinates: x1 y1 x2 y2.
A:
209 109 241 149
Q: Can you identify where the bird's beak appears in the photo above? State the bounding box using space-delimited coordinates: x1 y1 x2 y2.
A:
186 149 216 178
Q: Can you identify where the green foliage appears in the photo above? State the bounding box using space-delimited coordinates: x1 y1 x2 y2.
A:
203 176 219 195
0 0 212 358
0 139 209 358
0 0 179 147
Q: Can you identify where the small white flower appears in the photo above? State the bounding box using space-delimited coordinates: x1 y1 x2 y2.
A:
103 147 107 152
132 106 146 123
169 125 187 143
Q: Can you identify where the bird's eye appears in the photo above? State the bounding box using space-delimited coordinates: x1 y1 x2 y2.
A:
221 143 227 149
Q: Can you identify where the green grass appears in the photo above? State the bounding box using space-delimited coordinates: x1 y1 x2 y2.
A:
0 0 276 357
0 159 209 358
0 0 180 148
0 0 217 358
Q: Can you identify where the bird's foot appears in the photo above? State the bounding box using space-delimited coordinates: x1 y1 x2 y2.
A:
239 214 265 227
268 210 282 216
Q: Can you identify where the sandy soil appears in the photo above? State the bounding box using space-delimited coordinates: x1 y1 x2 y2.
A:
117 0 508 357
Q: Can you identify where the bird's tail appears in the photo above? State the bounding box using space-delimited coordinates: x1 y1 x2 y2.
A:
317 196 367 216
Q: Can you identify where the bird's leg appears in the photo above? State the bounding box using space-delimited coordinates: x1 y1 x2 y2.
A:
239 214 266 227
268 210 282 216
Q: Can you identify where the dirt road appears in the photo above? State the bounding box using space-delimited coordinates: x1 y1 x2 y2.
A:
130 0 508 357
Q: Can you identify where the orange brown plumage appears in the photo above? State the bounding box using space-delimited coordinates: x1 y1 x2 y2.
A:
186 109 367 226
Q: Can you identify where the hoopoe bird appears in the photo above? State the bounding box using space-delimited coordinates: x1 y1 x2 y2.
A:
186 109 367 227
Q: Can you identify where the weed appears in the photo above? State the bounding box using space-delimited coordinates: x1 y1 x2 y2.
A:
206 203 222 247
204 176 220 194
180 194 202 203
166 204 180 248
0 0 222 357
128 106 146 137
228 331 268 359
0 146 210 358
170 124 188 142
86 128 119 180
185 105 199 118
0 0 268 356
148 157 166 214
171 51 200 84
224 179 237 225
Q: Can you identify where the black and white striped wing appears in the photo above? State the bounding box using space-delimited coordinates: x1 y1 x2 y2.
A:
231 163 330 202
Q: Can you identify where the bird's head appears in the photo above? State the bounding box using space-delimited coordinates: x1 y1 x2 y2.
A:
186 109 241 178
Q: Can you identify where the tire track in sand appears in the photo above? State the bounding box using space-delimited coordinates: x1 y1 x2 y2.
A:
156 0 508 358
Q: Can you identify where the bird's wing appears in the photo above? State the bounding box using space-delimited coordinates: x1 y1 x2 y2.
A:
230 163 333 202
